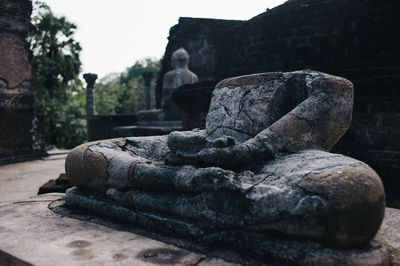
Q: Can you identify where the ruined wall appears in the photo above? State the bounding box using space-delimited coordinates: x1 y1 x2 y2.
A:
156 17 242 108
214 0 400 195
0 0 44 164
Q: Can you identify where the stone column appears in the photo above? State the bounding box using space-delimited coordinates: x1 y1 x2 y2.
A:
0 0 45 164
142 71 153 110
83 73 97 141
83 73 98 117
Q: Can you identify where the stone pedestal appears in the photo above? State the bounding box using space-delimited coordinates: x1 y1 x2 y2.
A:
87 114 137 141
116 80 217 137
113 70 183 138
113 109 182 137
1 193 400 265
172 80 216 130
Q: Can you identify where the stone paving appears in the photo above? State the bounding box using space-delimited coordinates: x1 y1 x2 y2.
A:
0 152 67 203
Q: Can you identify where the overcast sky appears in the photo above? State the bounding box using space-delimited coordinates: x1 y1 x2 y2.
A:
42 0 287 80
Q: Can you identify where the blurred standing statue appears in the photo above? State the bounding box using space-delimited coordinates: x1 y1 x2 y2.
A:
162 48 198 120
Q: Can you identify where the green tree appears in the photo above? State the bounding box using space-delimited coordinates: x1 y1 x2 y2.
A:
29 1 86 148
96 58 160 115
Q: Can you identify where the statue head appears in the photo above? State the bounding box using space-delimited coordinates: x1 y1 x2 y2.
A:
171 48 189 69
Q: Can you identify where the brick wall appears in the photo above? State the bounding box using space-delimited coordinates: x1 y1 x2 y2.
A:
0 0 45 164
214 0 400 195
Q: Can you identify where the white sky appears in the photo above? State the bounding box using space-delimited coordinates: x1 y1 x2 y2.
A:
43 0 287 79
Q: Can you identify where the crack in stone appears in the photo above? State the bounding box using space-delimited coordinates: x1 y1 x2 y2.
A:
212 126 254 139
192 256 208 266
209 89 255 139
238 89 256 136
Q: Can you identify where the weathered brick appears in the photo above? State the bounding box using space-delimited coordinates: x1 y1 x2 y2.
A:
0 0 45 164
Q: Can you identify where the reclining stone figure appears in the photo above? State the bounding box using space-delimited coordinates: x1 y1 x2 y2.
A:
66 70 385 249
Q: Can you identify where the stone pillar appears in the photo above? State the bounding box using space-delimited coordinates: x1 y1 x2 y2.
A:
142 71 153 110
83 73 97 117
0 0 45 164
83 73 97 141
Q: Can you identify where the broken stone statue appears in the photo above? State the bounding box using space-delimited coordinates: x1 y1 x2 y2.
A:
65 70 386 263
162 47 198 120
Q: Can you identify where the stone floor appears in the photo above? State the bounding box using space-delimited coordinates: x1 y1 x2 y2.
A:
0 193 239 266
0 150 67 203
0 153 399 265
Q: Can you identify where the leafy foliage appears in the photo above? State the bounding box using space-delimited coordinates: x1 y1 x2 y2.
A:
96 58 160 115
29 1 86 148
29 1 160 148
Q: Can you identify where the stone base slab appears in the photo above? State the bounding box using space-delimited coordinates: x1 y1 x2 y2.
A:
0 193 235 266
64 187 397 265
1 191 399 265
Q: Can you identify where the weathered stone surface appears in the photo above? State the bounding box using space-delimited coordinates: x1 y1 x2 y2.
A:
38 173 73 195
206 71 352 151
66 71 386 261
376 207 400 265
0 0 45 163
0 33 31 89
299 163 385 246
0 153 66 202
0 193 211 266
65 141 98 187
66 188 390 265
0 0 32 34
67 149 384 243
3 193 399 265
5 193 400 265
